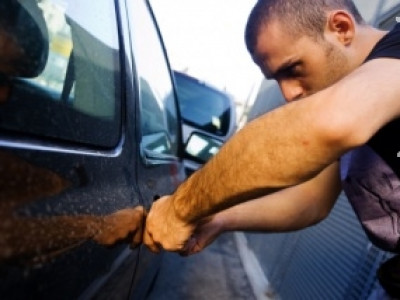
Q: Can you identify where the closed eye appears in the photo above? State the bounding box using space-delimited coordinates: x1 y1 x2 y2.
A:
275 62 303 80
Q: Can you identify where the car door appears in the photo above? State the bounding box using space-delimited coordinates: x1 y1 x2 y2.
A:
123 1 186 297
0 0 154 298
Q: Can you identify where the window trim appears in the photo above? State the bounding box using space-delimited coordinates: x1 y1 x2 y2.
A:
129 0 183 165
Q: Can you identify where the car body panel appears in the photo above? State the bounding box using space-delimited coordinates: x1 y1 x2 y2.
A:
0 0 185 299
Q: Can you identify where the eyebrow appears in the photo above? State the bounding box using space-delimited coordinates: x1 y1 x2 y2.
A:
267 59 300 80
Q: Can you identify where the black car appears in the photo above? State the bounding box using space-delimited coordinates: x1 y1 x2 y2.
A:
173 71 236 176
0 0 234 299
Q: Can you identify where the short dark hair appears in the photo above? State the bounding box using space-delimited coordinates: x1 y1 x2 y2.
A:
245 0 365 56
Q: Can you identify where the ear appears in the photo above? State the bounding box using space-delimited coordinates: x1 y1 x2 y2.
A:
326 10 355 46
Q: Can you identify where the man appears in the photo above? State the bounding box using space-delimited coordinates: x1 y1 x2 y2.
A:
144 0 400 296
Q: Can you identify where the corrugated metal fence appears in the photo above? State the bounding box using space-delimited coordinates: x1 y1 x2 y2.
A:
245 193 390 299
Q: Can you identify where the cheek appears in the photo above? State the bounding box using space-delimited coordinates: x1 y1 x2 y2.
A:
307 61 343 92
299 60 332 93
322 48 350 86
298 71 327 94
322 62 346 86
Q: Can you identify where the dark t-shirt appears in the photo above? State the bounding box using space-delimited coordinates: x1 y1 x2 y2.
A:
366 23 400 178
366 23 400 61
341 23 400 252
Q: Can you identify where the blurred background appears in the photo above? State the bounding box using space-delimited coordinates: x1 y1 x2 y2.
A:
150 0 262 128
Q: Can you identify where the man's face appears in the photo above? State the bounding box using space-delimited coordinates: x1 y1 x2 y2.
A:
253 20 350 102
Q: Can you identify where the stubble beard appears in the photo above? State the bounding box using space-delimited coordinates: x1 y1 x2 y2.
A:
318 41 351 91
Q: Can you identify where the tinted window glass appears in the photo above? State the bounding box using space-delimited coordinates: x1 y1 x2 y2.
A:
130 0 179 157
174 72 231 136
0 0 121 147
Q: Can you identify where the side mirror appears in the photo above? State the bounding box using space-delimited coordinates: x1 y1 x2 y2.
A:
183 132 223 175
141 131 178 165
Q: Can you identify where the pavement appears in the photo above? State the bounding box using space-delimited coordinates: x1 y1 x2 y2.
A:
146 232 256 300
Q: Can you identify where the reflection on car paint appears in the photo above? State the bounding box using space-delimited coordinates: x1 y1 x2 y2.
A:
0 151 145 264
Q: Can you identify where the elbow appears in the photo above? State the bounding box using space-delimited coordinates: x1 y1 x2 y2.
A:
313 109 370 156
303 191 338 227
310 86 377 153
312 205 331 225
303 205 331 228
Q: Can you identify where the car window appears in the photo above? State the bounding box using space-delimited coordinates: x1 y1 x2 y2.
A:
174 72 231 136
130 0 179 157
0 0 121 148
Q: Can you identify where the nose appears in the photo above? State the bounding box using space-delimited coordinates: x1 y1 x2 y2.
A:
278 80 304 102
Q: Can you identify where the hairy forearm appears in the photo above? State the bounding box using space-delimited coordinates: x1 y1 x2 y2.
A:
173 94 345 222
172 59 400 223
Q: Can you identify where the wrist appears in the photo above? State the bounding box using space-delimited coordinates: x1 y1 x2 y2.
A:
171 167 217 223
212 205 245 232
170 177 204 223
211 213 229 234
170 192 187 221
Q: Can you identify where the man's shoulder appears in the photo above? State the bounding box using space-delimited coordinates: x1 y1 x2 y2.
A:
366 24 400 62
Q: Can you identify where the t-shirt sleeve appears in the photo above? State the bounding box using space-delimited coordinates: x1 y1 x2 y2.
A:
365 23 400 61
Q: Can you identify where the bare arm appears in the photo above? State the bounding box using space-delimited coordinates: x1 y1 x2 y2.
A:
181 162 341 255
173 58 400 223
144 58 400 252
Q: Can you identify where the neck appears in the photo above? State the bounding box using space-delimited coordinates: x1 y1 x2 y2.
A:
353 25 388 66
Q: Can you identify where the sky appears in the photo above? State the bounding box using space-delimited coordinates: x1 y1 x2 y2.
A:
149 0 263 103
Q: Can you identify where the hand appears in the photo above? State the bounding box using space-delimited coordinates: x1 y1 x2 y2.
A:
143 196 195 253
93 206 146 249
180 214 225 256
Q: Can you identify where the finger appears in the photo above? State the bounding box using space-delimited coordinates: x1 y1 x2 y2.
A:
192 243 202 254
145 239 160 253
143 228 161 253
179 236 196 256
